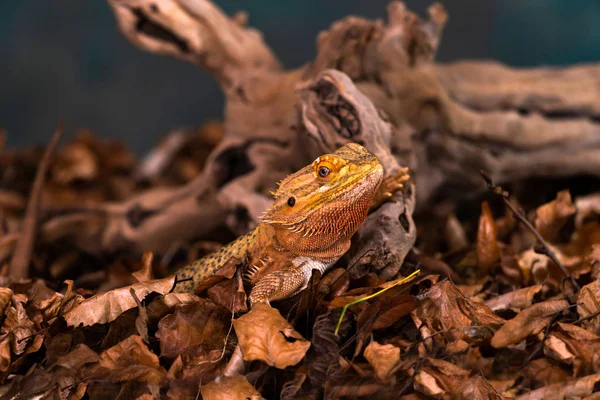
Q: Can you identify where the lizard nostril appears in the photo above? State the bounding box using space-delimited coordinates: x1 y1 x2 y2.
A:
287 197 296 207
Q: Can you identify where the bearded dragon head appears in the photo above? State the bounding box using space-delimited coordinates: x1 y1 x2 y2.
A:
261 143 383 257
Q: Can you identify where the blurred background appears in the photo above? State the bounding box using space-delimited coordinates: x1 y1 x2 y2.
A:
2 0 599 153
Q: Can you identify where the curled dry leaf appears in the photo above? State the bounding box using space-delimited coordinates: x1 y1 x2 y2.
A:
458 375 506 400
200 375 263 400
491 299 569 348
515 374 600 400
363 340 400 381
574 193 600 229
485 284 542 312
477 201 500 273
155 298 229 358
132 251 154 283
52 138 99 184
168 346 223 384
517 245 581 286
0 287 12 316
587 244 600 279
146 292 200 324
92 335 167 386
412 281 504 344
36 280 84 322
50 344 99 371
207 274 248 313
544 322 600 375
414 358 470 399
1 296 36 355
445 212 469 251
371 293 418 331
0 336 11 372
63 276 175 327
520 358 571 388
577 279 600 335
232 303 310 369
535 190 575 242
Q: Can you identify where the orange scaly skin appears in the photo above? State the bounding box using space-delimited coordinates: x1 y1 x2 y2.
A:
174 143 409 305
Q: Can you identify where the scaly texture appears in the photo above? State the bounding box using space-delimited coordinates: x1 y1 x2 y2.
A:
174 143 408 305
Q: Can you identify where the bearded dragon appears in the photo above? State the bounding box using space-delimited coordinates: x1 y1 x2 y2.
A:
174 143 409 305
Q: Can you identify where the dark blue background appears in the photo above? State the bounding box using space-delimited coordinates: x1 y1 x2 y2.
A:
2 1 599 152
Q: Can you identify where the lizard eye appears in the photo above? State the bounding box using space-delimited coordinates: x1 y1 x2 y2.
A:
318 166 330 178
287 197 296 207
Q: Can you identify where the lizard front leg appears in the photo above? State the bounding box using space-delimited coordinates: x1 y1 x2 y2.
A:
370 167 410 210
249 257 331 306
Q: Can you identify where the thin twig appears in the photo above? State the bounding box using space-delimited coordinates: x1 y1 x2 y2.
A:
9 122 64 280
520 308 564 368
573 309 600 325
480 171 580 292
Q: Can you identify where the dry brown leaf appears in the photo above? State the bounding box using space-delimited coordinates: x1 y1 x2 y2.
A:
458 375 507 400
491 299 569 348
520 358 571 388
587 244 600 279
193 256 239 293
233 303 310 369
575 193 600 229
0 336 11 372
477 201 500 272
36 280 84 322
544 322 600 375
207 274 248 313
63 276 175 327
132 251 154 283
445 212 469 251
0 287 12 316
517 245 581 286
577 279 600 335
155 298 229 358
414 359 470 398
146 292 200 323
51 344 99 371
169 347 223 383
412 281 504 344
535 190 575 242
52 138 98 184
1 297 36 355
363 340 400 381
371 294 418 331
200 375 263 400
515 374 600 400
485 285 542 312
93 335 167 386
414 370 444 398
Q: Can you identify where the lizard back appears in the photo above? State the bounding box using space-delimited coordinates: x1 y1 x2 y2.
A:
173 227 258 293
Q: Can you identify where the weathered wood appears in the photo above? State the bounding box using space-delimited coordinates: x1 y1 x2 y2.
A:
35 1 600 279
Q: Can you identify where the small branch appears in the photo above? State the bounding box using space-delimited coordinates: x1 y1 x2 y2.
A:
573 309 600 325
480 170 580 292
519 306 568 368
9 122 64 280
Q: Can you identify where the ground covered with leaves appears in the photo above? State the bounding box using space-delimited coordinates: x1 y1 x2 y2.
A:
2 128 600 399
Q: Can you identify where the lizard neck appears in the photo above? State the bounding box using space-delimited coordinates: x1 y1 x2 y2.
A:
268 181 373 263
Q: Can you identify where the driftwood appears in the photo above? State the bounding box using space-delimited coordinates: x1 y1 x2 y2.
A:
29 1 600 275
